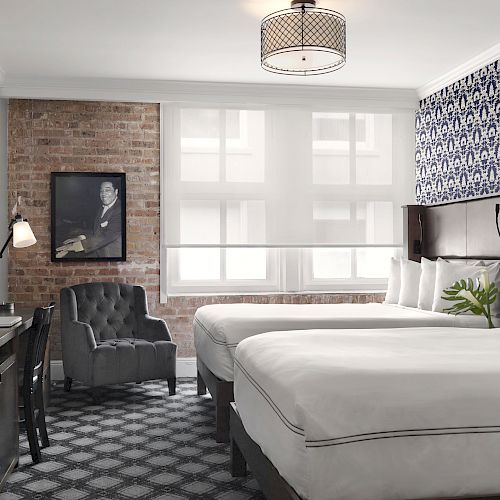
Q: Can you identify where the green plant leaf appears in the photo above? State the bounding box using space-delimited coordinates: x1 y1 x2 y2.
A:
441 276 497 325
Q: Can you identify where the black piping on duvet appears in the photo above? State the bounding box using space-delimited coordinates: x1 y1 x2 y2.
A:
234 358 500 448
194 316 238 348
235 357 305 437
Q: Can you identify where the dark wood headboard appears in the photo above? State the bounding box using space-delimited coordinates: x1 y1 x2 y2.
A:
403 196 500 262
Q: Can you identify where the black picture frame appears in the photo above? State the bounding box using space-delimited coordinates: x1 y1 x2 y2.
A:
51 172 126 262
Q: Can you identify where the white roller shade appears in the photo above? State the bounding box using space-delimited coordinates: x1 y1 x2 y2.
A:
162 104 414 249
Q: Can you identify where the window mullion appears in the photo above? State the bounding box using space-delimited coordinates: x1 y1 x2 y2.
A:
349 113 357 280
350 201 357 279
349 112 356 185
219 108 226 183
220 202 227 281
220 109 227 281
351 248 357 279
283 247 301 293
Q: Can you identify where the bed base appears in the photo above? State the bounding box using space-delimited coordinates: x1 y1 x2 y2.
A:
230 403 301 500
196 357 234 443
230 403 500 500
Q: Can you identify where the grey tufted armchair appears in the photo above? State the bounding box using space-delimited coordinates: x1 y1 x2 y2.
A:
60 283 176 397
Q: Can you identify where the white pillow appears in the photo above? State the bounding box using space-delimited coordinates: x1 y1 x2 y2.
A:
398 259 422 308
417 257 437 310
485 262 500 317
385 257 401 304
432 259 490 313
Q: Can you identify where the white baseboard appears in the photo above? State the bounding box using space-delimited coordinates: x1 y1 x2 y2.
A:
50 357 197 381
176 357 197 378
51 360 65 381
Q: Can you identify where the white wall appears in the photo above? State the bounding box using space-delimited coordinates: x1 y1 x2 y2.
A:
0 99 8 302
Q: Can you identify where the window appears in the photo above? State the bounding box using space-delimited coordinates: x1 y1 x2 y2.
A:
312 112 374 152
164 107 276 294
179 109 264 183
161 104 413 298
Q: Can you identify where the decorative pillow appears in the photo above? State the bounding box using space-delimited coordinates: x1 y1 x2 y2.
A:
485 262 500 317
385 257 401 304
398 259 422 308
432 259 490 313
417 257 437 310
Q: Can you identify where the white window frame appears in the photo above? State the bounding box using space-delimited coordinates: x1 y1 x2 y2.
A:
303 112 404 290
166 246 280 295
301 246 403 292
160 102 415 301
163 105 279 296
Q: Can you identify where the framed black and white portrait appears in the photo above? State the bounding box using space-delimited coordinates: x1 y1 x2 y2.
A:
51 172 126 262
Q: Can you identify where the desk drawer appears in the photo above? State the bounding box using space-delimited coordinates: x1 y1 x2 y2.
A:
0 354 18 491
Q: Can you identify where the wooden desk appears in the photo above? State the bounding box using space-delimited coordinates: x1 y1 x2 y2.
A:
0 309 33 491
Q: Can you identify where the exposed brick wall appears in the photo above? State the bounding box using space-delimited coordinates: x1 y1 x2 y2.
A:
8 99 385 360
162 292 385 358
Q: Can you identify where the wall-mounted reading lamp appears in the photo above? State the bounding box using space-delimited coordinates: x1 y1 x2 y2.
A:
0 213 37 258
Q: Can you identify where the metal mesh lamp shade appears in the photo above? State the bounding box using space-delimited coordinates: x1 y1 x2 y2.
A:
261 0 346 75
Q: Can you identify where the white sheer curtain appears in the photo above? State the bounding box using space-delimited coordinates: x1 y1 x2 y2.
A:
161 102 414 297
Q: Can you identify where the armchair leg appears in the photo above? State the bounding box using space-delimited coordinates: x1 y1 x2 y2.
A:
90 387 103 404
64 377 72 392
167 377 176 396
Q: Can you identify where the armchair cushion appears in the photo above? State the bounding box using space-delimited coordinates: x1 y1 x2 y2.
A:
91 338 177 387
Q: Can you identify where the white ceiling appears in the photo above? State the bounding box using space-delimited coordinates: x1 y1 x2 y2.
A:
0 0 499 90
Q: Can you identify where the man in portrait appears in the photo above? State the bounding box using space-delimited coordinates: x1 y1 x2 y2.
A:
56 179 123 258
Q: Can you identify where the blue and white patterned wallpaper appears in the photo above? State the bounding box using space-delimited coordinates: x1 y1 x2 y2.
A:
416 60 499 204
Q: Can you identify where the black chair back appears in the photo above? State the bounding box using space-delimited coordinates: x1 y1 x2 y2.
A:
22 302 55 398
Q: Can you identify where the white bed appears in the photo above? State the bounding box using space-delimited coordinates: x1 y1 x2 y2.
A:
194 302 489 381
234 327 500 500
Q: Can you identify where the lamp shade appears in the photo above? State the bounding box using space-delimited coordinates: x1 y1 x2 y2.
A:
13 220 36 248
261 0 346 75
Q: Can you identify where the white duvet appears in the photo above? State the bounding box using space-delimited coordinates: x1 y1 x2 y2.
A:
194 302 488 380
234 327 500 500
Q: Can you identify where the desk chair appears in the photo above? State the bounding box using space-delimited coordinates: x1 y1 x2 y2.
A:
19 302 55 463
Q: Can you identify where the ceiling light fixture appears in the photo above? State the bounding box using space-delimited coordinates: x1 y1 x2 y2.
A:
261 0 346 76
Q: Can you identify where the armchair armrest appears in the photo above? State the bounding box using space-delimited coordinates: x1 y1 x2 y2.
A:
61 319 98 383
62 319 97 360
61 286 100 383
68 320 98 351
60 286 97 356
138 315 172 342
132 285 173 342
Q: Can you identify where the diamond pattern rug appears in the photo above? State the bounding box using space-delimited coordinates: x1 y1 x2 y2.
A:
1 379 265 500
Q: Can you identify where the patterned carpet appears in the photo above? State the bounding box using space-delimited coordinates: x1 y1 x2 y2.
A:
0 379 265 500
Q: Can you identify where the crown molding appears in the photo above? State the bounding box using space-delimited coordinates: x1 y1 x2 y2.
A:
417 42 500 100
0 76 418 110
0 43 497 106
